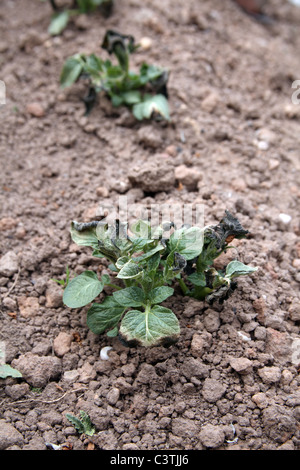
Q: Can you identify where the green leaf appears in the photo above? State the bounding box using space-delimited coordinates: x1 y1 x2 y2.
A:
106 326 118 337
187 272 206 287
116 256 130 269
147 251 161 273
70 221 99 250
119 305 180 347
60 56 83 89
117 259 142 279
48 11 70 36
86 296 125 334
121 90 142 105
139 63 166 84
113 286 145 307
168 226 204 261
130 219 151 239
225 260 258 279
148 286 174 304
133 94 170 121
133 244 165 262
66 411 95 436
0 364 22 379
63 271 103 308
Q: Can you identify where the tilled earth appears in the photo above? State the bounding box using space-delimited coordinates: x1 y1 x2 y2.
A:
0 0 300 450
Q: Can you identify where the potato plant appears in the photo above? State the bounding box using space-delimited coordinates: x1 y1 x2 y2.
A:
63 212 257 348
47 0 113 35
60 30 170 120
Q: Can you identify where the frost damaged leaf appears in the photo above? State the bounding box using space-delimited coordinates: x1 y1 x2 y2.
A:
70 221 99 250
119 305 180 347
133 94 170 121
210 210 249 249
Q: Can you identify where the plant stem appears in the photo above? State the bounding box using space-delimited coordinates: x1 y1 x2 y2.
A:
193 286 213 300
178 278 189 295
107 283 122 291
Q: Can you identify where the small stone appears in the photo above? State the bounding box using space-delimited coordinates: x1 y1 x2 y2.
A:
106 387 120 405
203 309 220 333
5 383 30 400
256 128 277 145
96 186 109 198
252 392 268 409
288 302 300 321
201 92 221 113
253 297 267 324
191 334 205 357
128 154 175 193
63 370 80 383
45 283 63 308
230 357 253 375
2 297 17 311
123 443 140 450
172 417 199 438
137 126 162 149
0 420 24 450
278 213 292 225
0 251 19 277
0 217 17 231
202 378 227 403
268 158 280 170
231 177 247 192
292 259 300 269
258 366 281 384
174 164 202 190
139 36 152 50
18 296 40 318
180 357 209 380
290 338 300 366
26 102 45 117
53 332 72 357
199 424 225 448
78 362 97 383
11 353 62 388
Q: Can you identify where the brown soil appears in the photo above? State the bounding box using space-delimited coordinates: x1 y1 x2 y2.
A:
1 0 300 451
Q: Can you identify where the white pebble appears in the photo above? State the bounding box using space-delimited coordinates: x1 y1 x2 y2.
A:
100 346 113 360
237 331 251 341
289 0 300 6
139 37 152 50
278 213 292 224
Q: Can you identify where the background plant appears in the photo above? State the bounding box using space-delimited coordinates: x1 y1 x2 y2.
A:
63 213 257 348
60 30 170 120
46 0 113 36
66 410 95 436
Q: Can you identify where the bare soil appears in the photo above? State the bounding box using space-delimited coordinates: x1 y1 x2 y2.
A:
0 0 300 451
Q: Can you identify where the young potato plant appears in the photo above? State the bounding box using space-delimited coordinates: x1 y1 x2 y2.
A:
63 212 257 348
60 30 170 120
47 0 113 36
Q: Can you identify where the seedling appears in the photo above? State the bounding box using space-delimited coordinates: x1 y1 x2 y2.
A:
47 0 113 36
66 410 95 436
63 212 257 347
60 30 170 120
51 265 71 288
